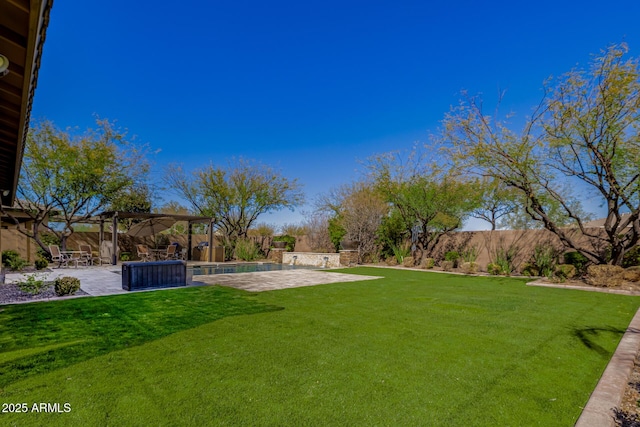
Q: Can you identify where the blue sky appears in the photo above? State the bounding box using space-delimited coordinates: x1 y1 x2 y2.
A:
31 0 640 229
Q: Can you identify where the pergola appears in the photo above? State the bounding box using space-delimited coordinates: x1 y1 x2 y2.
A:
94 211 215 265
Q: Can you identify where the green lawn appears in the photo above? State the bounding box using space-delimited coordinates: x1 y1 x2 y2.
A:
0 267 638 426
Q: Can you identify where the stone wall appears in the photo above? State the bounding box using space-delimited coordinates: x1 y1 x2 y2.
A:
282 252 341 268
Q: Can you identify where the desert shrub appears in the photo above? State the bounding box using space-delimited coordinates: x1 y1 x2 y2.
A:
54 276 81 296
2 250 20 266
35 258 49 270
563 251 590 275
532 244 559 278
420 258 435 269
2 250 29 271
386 257 398 266
273 235 296 252
554 264 576 282
492 247 517 276
390 241 411 264
461 246 479 263
487 263 502 275
520 262 539 277
623 246 640 268
621 267 640 282
440 260 454 271
445 251 460 268
402 256 415 267
16 273 49 295
235 238 261 261
586 265 625 287
460 261 479 274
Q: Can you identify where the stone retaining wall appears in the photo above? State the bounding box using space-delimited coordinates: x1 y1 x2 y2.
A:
282 252 341 268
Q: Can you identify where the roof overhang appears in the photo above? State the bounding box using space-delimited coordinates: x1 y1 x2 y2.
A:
0 0 53 206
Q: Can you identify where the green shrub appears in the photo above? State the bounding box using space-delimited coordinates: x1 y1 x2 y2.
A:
487 263 502 275
563 251 590 275
492 247 517 276
54 276 81 296
16 273 49 295
520 262 539 277
2 250 28 271
2 249 20 265
444 251 460 267
554 264 576 282
623 246 640 268
35 258 49 270
532 244 558 278
273 235 296 252
390 242 411 264
235 238 261 261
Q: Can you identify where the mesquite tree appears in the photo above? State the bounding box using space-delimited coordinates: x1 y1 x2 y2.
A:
440 44 640 265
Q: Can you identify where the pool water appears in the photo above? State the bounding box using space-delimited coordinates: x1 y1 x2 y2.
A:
189 262 318 275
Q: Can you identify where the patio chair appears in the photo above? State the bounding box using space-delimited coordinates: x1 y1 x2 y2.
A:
49 245 70 268
136 244 153 262
100 241 115 265
159 244 177 260
79 244 101 266
49 245 84 268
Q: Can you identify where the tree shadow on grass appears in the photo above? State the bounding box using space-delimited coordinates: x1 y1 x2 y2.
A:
0 286 283 388
571 326 628 357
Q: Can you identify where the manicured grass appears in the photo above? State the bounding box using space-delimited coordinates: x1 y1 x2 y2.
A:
0 268 639 426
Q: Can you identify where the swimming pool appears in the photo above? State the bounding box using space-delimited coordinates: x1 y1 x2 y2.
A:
189 262 318 275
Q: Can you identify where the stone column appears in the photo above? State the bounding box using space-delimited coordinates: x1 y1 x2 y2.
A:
270 248 285 263
339 250 358 266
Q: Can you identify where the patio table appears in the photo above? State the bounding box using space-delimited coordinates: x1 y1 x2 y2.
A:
61 250 83 268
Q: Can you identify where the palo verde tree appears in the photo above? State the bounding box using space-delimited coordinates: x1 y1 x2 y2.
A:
440 44 640 265
165 158 304 258
367 150 481 264
1 119 150 253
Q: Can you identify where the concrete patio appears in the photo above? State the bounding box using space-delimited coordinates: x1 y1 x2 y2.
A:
3 264 382 297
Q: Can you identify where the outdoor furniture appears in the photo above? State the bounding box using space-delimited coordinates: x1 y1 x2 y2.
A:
159 244 177 260
79 244 101 265
136 244 153 262
121 260 187 291
61 250 86 268
100 241 115 265
49 245 72 268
